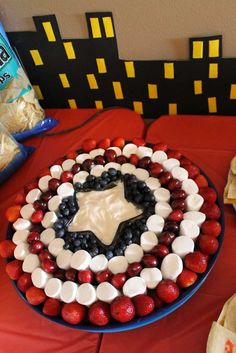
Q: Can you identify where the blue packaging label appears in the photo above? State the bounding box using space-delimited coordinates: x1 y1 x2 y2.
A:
0 33 31 100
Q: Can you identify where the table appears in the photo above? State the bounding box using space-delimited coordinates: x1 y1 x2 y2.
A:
0 108 144 353
1 112 235 353
100 115 236 353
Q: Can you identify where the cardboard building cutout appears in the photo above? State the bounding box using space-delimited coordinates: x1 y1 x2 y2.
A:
6 12 236 117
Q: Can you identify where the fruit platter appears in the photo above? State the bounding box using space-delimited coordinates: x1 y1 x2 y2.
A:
0 137 224 332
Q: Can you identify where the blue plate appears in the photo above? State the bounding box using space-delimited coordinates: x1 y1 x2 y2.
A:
6 167 224 332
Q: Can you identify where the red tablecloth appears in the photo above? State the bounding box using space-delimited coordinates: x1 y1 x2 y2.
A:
1 112 236 353
0 108 144 353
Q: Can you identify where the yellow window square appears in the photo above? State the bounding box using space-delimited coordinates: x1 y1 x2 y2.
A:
30 50 43 66
63 42 76 59
230 84 236 99
96 58 107 73
42 22 56 42
194 80 202 95
169 103 177 115
59 73 70 88
125 62 135 78
209 39 219 58
133 101 143 114
68 99 77 109
209 63 218 79
164 63 174 79
102 17 114 38
192 41 203 59
112 82 124 100
87 74 98 89
208 97 217 113
148 84 158 99
90 18 102 38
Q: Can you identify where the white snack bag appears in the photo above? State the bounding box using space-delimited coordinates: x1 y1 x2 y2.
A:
207 294 236 353
0 33 44 134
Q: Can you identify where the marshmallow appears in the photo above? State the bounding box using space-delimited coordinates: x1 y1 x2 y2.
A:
145 177 160 191
183 211 206 226
123 277 146 298
32 268 52 288
56 249 73 270
136 146 153 159
108 256 128 274
124 244 144 264
133 168 149 181
73 171 89 184
121 163 136 175
62 159 76 171
140 268 162 289
13 218 31 231
161 253 183 281
26 188 42 204
108 147 122 156
48 195 62 212
76 283 97 306
89 148 105 159
60 281 78 303
22 254 40 273
186 194 204 211
96 282 119 303
154 188 170 202
70 250 92 270
45 278 62 299
50 165 63 179
155 202 172 219
172 236 195 258
180 219 200 240
14 242 29 260
20 204 35 220
163 158 180 172
146 214 165 234
151 151 168 164
171 166 188 181
38 175 52 192
76 153 90 164
41 211 57 229
48 238 65 257
89 254 108 273
140 231 158 252
90 165 105 177
182 179 199 195
40 228 56 246
122 143 138 158
12 230 29 244
105 162 121 171
57 182 74 197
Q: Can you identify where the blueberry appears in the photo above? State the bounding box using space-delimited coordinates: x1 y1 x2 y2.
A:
137 181 146 190
74 182 82 191
134 193 143 204
125 239 132 246
124 229 133 240
83 182 89 189
57 213 64 219
70 233 78 240
62 208 70 216
116 171 121 178
108 168 117 177
144 194 155 202
54 221 63 230
59 203 66 211
143 186 150 193
64 242 71 250
87 175 96 183
90 247 99 257
74 246 81 252
69 207 77 214
101 171 109 179
106 250 114 260
94 183 102 191
132 237 140 244
99 179 107 187
56 229 65 238
115 248 123 256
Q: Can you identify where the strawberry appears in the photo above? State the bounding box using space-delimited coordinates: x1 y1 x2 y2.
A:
129 154 139 166
43 298 61 316
201 220 221 237
151 244 169 258
61 302 86 324
133 294 154 317
167 150 182 160
194 174 208 188
156 280 180 303
95 270 111 283
153 295 165 309
31 210 44 223
152 143 168 152
177 268 198 288
111 273 127 289
24 181 38 194
111 137 125 149
26 286 46 305
198 234 219 255
60 171 73 183
199 187 217 203
82 138 97 152
184 251 208 273
179 158 192 167
104 149 116 162
132 137 146 147
116 155 127 165
97 138 111 149
88 301 110 326
66 151 77 160
167 210 184 222
185 165 200 179
0 240 16 258
5 259 23 280
17 273 33 293
65 269 77 281
78 269 94 283
110 296 135 323
5 205 21 222
14 193 26 205
127 262 142 277
200 202 221 220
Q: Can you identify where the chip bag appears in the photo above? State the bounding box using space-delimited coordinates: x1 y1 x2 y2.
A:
0 122 34 184
0 23 57 140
